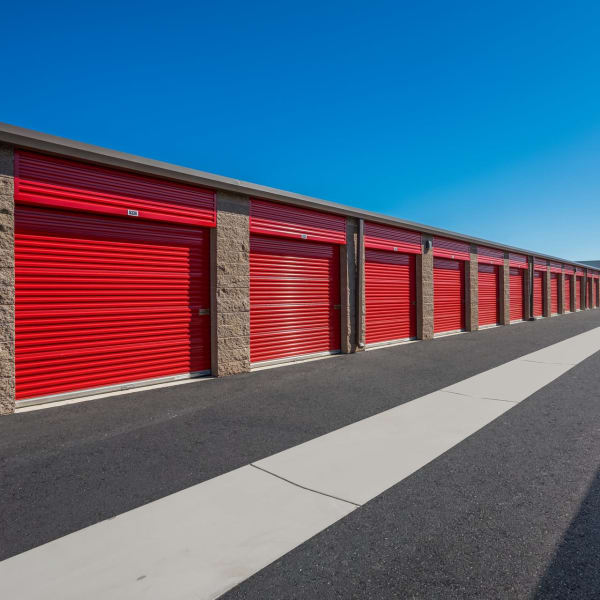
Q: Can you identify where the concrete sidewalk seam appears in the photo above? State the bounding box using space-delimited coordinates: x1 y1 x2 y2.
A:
249 464 362 508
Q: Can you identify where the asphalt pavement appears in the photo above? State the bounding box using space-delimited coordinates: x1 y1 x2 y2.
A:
2 310 600 599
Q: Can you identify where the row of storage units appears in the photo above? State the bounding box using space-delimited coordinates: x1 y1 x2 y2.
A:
11 150 600 405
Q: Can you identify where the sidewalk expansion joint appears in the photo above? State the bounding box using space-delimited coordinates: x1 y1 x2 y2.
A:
520 359 576 366
250 463 362 508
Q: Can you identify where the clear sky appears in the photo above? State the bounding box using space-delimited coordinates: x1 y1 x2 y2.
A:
2 1 599 260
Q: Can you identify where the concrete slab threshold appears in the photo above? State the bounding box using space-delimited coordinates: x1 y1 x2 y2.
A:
2 327 600 599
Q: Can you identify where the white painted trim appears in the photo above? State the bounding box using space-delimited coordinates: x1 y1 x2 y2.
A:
251 350 340 371
365 337 417 350
433 329 466 338
15 371 211 410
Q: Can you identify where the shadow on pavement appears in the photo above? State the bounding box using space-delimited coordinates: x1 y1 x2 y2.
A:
533 466 600 599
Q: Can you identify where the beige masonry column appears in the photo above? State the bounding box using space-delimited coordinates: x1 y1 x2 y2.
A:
559 271 566 314
544 264 551 317
500 253 510 325
465 244 478 331
0 143 14 415
210 191 251 376
417 234 434 339
341 217 360 353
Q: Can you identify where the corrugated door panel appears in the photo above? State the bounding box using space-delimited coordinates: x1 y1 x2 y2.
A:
564 275 572 312
550 273 559 314
509 253 528 269
596 279 599 307
509 268 524 321
250 199 346 244
364 222 421 254
478 246 504 266
250 235 340 363
576 276 582 309
534 258 547 271
434 258 465 333
15 206 210 401
15 151 216 227
478 264 499 326
365 249 416 344
433 237 470 261
533 271 544 317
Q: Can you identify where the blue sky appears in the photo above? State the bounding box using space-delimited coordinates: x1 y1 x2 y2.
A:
2 1 599 259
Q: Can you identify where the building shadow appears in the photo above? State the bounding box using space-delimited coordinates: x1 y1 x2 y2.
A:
532 466 600 599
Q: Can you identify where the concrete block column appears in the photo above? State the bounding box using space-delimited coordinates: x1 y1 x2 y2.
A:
559 272 565 314
570 273 576 312
0 143 14 415
210 191 251 376
466 245 478 331
341 217 361 353
500 254 510 325
417 235 434 340
544 265 551 317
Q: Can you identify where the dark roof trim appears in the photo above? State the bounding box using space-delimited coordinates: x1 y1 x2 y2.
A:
0 121 594 271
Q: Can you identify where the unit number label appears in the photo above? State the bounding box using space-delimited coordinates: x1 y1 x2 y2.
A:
127 209 139 216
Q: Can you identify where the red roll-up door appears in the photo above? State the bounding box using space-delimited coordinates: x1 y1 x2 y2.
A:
564 275 572 312
15 206 210 402
250 235 340 364
550 273 559 314
533 271 544 317
509 268 525 321
478 264 499 326
576 276 582 310
596 279 599 307
434 258 465 334
365 249 416 345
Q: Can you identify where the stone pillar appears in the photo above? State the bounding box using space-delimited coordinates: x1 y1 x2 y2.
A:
544 265 551 317
582 272 588 310
341 217 360 353
500 254 510 325
210 191 250 376
417 235 434 340
465 245 478 331
570 274 576 312
0 143 14 415
559 272 565 314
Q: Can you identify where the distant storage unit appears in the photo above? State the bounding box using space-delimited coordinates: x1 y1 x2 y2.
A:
477 246 503 327
249 200 345 365
533 259 546 317
0 122 598 414
364 222 420 346
433 237 469 334
564 267 574 312
509 253 528 322
576 270 584 310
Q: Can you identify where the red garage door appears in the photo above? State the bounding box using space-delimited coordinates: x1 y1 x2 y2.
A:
365 249 416 344
15 206 211 402
250 235 341 363
509 268 525 321
550 273 559 314
576 276 582 310
564 275 572 312
478 264 499 326
596 279 599 307
434 258 465 334
533 271 544 317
